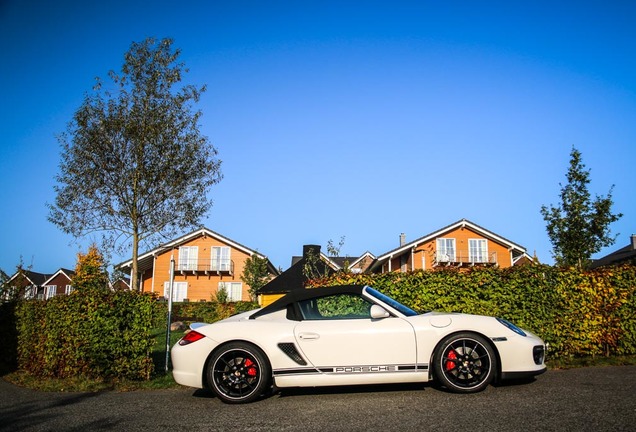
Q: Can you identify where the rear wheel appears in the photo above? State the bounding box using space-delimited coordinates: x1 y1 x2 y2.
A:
433 332 496 393
206 342 271 404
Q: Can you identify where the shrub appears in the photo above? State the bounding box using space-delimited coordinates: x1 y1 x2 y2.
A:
311 265 636 359
15 289 156 380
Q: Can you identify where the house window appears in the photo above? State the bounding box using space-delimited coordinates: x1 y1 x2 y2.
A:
65 285 74 295
436 238 456 262
178 246 199 271
211 246 231 271
24 285 36 299
164 281 188 302
469 239 488 263
45 285 57 299
219 282 242 302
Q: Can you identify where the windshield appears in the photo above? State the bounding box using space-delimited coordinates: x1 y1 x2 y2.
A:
364 286 418 317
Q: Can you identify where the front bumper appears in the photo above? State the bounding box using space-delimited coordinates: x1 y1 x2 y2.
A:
493 331 547 380
501 366 547 380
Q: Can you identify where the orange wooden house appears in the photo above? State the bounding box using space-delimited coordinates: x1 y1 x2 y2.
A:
115 228 279 302
371 219 531 273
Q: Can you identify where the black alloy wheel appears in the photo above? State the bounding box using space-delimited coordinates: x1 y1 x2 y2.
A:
207 342 271 404
433 332 496 393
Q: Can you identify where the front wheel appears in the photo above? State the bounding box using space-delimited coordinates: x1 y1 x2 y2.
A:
433 332 496 393
206 342 271 404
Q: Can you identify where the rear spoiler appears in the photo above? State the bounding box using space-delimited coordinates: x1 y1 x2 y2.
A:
189 322 207 330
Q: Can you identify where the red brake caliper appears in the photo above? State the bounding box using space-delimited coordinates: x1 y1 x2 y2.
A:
244 358 257 377
445 349 457 371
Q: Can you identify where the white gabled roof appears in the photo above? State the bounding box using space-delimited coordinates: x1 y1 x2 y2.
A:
376 218 526 261
42 268 75 286
114 227 274 273
347 251 376 268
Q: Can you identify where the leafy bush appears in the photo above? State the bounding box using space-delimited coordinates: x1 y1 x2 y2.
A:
8 264 635 382
310 265 636 359
159 300 259 324
15 289 156 380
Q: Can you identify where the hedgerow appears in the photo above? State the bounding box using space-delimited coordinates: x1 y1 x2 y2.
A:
4 265 635 380
15 289 156 380
308 264 636 359
153 299 259 325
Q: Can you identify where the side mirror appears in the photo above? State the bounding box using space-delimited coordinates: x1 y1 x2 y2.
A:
370 304 390 319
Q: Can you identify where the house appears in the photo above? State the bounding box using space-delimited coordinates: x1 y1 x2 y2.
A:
42 268 76 299
115 227 279 302
370 219 530 273
110 276 130 291
325 251 376 274
590 234 636 268
3 269 53 300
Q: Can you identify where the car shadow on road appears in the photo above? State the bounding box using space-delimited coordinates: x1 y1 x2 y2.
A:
188 377 538 403
189 382 431 402
192 388 216 399
492 376 539 388
274 382 431 399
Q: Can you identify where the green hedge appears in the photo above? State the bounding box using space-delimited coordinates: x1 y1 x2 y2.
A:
5 294 258 381
154 300 259 326
15 289 156 380
4 265 635 380
309 265 636 359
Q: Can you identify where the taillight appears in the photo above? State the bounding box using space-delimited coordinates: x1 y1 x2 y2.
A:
178 330 206 346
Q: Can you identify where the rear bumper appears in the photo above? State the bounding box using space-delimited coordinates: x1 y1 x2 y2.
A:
171 336 219 389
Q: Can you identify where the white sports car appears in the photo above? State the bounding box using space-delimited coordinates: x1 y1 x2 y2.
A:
171 285 546 403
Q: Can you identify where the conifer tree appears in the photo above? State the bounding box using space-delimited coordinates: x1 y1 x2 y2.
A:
541 147 622 268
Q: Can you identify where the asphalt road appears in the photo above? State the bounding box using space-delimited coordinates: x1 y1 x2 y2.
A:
1 366 635 432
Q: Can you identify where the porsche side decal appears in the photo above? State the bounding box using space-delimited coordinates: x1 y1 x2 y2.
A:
273 364 428 377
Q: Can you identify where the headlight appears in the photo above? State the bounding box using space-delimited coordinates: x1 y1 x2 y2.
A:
496 318 527 337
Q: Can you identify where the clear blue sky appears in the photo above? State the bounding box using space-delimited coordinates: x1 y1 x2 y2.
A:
1 0 635 274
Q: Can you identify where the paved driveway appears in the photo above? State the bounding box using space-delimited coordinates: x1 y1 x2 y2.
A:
1 366 635 431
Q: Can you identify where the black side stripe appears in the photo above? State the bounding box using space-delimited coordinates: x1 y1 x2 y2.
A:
273 364 428 377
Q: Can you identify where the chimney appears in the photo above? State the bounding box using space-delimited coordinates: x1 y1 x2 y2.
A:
303 245 321 258
632 234 636 251
399 233 406 246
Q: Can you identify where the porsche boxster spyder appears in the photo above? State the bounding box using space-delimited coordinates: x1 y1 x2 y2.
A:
171 285 546 403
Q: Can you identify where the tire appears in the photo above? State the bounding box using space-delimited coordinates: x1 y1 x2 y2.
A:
206 342 271 404
433 332 497 393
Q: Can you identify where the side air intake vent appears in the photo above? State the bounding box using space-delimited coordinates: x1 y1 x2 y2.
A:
278 343 307 365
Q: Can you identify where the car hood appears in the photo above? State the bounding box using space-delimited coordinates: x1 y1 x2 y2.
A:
414 310 500 330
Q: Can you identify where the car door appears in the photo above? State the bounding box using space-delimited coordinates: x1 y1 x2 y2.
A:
293 293 416 372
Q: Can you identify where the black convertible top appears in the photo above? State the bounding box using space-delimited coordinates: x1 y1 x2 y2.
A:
249 285 367 320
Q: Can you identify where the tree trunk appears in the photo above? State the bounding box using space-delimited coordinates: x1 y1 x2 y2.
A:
131 229 139 292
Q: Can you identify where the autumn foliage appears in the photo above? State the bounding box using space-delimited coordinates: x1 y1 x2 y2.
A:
309 264 636 359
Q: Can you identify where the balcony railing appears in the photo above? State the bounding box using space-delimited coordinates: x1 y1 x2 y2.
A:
434 251 497 267
177 259 234 275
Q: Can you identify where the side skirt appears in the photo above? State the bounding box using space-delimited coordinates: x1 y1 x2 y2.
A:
273 364 429 388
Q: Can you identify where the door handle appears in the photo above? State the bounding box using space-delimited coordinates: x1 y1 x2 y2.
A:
298 332 320 340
